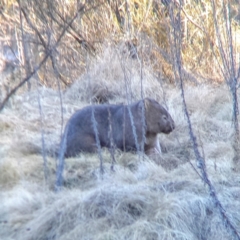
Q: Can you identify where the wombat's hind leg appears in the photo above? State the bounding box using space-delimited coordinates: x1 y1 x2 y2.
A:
78 135 98 153
65 134 97 157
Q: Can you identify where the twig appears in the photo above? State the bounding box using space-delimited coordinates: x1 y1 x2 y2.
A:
136 37 146 157
36 76 48 183
51 9 96 55
91 107 104 175
117 50 141 156
20 5 69 87
126 105 140 154
0 53 47 112
18 0 32 90
55 123 68 191
107 107 116 172
169 2 240 239
0 4 85 112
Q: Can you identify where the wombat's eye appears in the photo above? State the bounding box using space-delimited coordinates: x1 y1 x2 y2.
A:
163 115 167 121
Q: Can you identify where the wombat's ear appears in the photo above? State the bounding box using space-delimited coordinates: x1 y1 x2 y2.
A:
143 98 151 109
137 99 145 112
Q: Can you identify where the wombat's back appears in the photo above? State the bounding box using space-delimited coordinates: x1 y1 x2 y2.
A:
63 104 123 157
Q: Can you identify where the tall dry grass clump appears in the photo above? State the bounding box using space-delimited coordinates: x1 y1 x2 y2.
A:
64 44 167 104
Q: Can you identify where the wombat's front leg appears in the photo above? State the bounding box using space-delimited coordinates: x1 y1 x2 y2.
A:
154 138 162 154
145 135 162 155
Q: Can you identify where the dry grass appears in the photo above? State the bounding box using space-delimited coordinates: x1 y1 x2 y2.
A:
65 45 167 104
1 0 239 90
0 1 240 239
1 53 240 239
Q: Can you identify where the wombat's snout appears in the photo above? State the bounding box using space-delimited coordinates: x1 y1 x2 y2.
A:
167 117 175 133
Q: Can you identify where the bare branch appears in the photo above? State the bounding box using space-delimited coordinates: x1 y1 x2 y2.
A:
0 4 85 112
91 107 104 175
169 2 240 239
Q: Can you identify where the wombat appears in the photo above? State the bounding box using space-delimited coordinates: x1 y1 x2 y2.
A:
61 98 175 157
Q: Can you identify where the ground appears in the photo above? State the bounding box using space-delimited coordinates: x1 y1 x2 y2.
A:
1 71 240 240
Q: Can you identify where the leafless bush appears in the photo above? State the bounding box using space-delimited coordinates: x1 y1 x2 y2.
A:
211 0 240 171
168 1 240 239
0 2 88 192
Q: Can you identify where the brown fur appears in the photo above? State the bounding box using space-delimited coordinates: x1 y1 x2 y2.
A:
61 98 175 158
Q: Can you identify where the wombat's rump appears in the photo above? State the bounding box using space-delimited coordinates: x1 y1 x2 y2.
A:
61 98 175 158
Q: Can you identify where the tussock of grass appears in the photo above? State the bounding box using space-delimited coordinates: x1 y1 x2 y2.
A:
0 159 20 188
65 45 166 104
1 171 239 240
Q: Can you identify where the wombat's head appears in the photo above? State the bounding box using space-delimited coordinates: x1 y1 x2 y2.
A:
143 98 175 134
